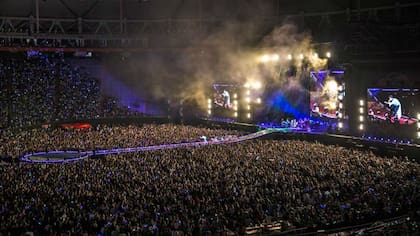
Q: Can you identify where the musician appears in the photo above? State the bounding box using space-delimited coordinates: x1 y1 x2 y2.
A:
385 95 401 121
222 90 231 108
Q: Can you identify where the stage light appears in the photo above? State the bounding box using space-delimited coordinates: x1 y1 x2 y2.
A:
260 54 270 62
234 112 238 117
313 53 318 58
417 113 420 120
233 93 237 99
207 98 211 104
208 104 211 109
299 54 304 60
417 122 420 128
326 52 331 58
244 82 250 88
359 100 364 106
338 122 343 129
253 82 262 89
359 124 364 130
359 115 364 122
234 100 238 105
325 80 338 94
418 131 420 138
234 106 238 111
271 54 279 61
246 90 250 95
247 113 251 118
247 105 251 110
338 94 343 101
287 54 292 60
338 113 343 118
359 107 364 114
339 103 343 109
338 85 343 92
246 97 250 103
207 110 211 115
257 98 261 104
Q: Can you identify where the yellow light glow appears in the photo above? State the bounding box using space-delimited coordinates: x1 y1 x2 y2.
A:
326 52 331 58
359 124 364 130
325 80 338 94
338 113 343 119
417 113 420 120
338 94 343 101
233 93 237 99
338 122 343 129
246 97 250 103
247 113 251 118
247 105 251 110
287 54 292 60
207 110 211 115
359 115 364 122
207 98 212 104
244 83 250 88
418 131 420 138
339 103 343 109
234 106 238 111
313 53 318 58
299 54 304 60
338 85 343 91
271 54 279 61
208 104 211 109
260 54 270 62
359 107 364 114
246 90 250 95
253 82 262 89
234 112 238 117
359 100 364 106
257 98 261 104
234 100 238 105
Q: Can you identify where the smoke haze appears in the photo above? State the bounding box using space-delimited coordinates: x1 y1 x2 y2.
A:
102 20 327 112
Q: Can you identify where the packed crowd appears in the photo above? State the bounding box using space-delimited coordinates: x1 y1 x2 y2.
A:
0 124 244 159
0 54 140 129
0 127 418 235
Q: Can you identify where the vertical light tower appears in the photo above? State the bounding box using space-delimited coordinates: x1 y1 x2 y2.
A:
337 83 345 131
359 99 365 133
417 113 420 141
207 98 212 117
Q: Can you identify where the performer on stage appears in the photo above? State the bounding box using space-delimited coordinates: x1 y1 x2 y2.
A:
222 90 231 108
385 95 401 122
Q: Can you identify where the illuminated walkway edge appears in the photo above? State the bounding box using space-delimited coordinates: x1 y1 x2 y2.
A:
21 128 288 163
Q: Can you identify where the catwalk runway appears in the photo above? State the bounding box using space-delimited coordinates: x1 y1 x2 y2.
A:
21 128 284 163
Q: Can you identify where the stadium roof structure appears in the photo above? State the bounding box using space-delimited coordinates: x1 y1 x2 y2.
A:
0 0 419 53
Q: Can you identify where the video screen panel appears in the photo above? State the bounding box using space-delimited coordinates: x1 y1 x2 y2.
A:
309 72 343 120
366 88 419 138
213 84 237 110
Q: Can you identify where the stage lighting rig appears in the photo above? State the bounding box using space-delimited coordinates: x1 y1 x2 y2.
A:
358 99 365 133
299 54 304 60
326 52 331 58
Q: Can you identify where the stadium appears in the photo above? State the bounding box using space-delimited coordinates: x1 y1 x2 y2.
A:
0 0 419 235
